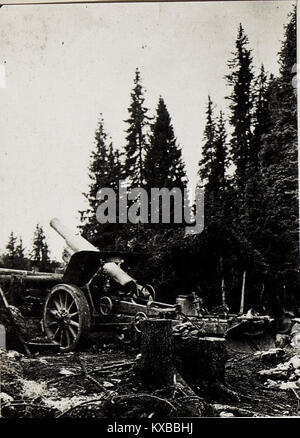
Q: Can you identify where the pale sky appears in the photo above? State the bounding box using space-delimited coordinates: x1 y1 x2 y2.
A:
0 0 295 260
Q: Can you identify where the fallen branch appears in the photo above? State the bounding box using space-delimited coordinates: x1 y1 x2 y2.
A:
211 382 242 402
47 360 135 386
78 356 110 394
173 374 205 416
112 394 177 414
175 373 199 398
290 388 300 410
56 397 105 418
47 374 84 385
94 360 135 373
56 393 177 419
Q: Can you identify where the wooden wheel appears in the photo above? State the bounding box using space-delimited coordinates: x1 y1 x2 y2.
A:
43 284 91 352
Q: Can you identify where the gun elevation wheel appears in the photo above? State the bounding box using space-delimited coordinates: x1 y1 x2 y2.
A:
99 296 113 316
134 312 148 333
43 284 91 352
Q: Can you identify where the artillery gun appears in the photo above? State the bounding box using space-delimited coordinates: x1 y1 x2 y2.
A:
42 218 180 352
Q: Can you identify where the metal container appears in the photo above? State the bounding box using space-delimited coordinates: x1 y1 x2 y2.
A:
176 294 198 316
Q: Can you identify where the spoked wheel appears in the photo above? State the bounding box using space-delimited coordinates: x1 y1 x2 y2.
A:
43 284 91 352
134 312 148 333
99 296 113 316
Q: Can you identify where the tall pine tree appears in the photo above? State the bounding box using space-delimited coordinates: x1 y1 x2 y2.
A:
144 97 187 190
251 65 270 170
211 110 228 199
226 24 254 193
198 99 228 215
242 65 270 247
198 96 216 187
225 25 270 310
31 225 50 271
15 238 28 269
259 7 298 313
124 68 150 187
79 115 123 248
4 232 18 268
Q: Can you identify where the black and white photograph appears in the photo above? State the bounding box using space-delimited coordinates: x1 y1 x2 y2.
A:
0 0 299 422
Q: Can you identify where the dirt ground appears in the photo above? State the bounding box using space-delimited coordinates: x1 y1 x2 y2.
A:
221 345 300 417
1 337 300 419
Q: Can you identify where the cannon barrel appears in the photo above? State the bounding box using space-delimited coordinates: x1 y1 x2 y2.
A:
50 217 99 253
102 262 136 288
50 218 137 289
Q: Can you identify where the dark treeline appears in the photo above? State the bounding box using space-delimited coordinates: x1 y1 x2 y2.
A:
80 8 298 316
0 225 59 272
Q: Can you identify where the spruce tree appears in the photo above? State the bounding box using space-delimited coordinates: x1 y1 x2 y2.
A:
259 7 298 312
198 99 228 214
210 110 228 199
15 238 28 269
124 68 150 187
198 96 216 187
4 232 18 268
242 65 270 247
31 225 50 271
144 97 187 190
79 115 123 248
226 24 254 192
142 97 187 233
251 65 270 171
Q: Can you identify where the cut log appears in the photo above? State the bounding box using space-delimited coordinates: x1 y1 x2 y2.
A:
0 274 62 283
136 318 175 387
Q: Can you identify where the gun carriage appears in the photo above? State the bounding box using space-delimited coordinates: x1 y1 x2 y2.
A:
42 218 180 351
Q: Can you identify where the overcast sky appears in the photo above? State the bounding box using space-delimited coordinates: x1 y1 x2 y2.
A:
0 0 295 260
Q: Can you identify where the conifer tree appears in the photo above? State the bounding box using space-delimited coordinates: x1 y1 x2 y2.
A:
251 65 270 171
79 115 123 248
31 225 50 271
144 97 187 190
259 7 298 311
2 233 29 269
210 110 228 199
226 24 254 192
198 99 228 213
15 238 28 269
143 97 187 230
124 68 150 187
198 96 216 186
4 232 18 268
242 65 270 248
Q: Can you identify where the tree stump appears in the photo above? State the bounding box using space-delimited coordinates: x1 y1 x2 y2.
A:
196 337 227 384
175 332 227 387
136 319 175 387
